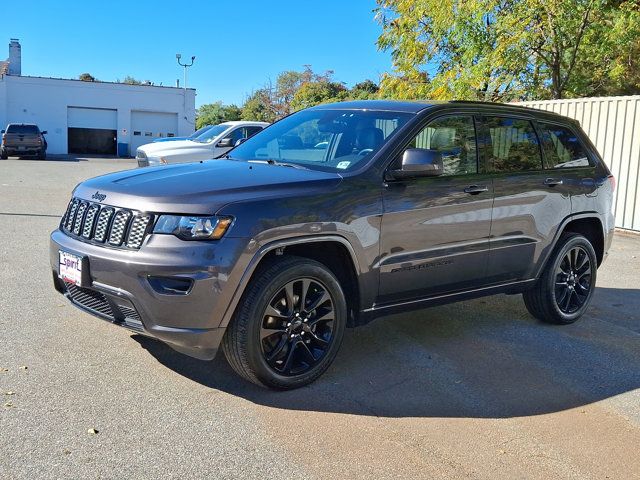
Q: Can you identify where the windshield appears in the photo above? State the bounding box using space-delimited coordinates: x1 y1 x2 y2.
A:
188 125 214 139
228 109 413 172
192 124 231 143
6 124 39 134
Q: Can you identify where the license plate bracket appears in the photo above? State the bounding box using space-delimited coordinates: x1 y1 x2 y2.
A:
58 250 90 287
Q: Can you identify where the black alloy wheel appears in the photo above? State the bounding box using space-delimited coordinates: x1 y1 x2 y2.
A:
554 246 593 314
260 278 335 376
523 233 597 325
222 256 346 389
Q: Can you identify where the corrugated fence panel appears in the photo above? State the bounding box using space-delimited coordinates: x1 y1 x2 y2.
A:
516 96 640 232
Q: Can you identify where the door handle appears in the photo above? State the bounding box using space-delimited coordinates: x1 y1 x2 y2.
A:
463 185 488 195
544 178 563 187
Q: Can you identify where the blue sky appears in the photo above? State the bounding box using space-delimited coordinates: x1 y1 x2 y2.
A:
7 0 392 107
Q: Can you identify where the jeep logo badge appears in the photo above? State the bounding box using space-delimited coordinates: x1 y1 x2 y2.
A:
91 191 107 202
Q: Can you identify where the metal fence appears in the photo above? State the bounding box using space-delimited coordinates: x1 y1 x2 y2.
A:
516 96 640 232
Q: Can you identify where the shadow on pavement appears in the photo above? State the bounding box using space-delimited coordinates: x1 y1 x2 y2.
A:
134 286 640 418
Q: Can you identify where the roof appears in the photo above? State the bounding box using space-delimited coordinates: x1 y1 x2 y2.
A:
219 121 270 126
311 100 438 113
309 99 571 120
3 74 195 91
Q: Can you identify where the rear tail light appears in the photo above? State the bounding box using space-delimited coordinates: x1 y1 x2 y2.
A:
608 175 616 192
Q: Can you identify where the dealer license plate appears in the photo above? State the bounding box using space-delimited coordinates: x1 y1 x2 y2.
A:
59 250 83 286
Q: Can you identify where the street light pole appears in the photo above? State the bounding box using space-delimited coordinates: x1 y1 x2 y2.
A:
176 53 196 89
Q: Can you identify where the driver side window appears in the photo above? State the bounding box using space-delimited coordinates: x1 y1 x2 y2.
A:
409 116 478 176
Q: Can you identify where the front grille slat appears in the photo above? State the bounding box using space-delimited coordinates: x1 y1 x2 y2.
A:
82 204 100 238
126 215 151 248
60 198 152 250
108 210 132 246
72 202 88 235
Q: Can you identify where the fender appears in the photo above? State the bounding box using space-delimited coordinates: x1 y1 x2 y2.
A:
218 234 363 328
532 211 605 280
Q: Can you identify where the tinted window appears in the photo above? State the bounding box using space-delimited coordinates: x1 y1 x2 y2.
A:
539 123 591 168
245 126 264 138
409 116 477 176
229 109 413 172
192 124 230 143
484 117 542 172
6 124 39 134
225 127 246 144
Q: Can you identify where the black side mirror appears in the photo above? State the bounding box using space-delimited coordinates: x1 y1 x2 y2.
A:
41 130 48 135
216 137 234 148
388 148 444 179
1 130 4 134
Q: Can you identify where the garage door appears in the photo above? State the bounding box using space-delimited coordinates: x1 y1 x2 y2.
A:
67 107 117 155
130 111 179 153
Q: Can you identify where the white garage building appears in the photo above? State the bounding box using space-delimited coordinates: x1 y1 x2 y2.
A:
0 39 196 156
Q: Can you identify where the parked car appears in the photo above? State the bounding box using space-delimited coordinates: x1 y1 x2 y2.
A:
51 100 614 390
136 121 268 166
152 124 215 143
1 123 47 159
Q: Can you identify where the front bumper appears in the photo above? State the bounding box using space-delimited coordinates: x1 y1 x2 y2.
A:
50 229 251 360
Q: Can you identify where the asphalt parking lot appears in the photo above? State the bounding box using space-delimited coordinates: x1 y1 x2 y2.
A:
1 156 639 479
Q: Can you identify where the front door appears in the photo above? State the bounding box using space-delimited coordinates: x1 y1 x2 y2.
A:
378 114 494 305
478 115 572 283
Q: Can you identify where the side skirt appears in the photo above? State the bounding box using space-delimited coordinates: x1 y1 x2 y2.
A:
356 278 537 326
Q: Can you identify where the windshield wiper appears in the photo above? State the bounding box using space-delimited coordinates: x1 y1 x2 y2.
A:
248 159 308 169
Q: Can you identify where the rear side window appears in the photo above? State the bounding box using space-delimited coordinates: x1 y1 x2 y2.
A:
483 117 543 172
6 124 39 134
409 115 477 176
538 122 591 168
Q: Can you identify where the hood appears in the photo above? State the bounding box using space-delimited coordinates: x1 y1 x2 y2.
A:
73 160 343 215
137 139 213 155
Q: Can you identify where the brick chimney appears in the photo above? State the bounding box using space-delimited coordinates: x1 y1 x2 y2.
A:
8 39 21 76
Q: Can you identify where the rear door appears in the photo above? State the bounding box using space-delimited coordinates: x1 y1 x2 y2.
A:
379 114 494 304
479 115 571 283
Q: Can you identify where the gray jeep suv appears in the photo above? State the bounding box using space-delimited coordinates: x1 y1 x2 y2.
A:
50 100 615 389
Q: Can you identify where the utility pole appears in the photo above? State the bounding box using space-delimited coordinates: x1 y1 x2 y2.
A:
176 53 195 89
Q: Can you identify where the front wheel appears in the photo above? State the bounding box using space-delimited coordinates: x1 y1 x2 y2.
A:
0 150 7 160
222 256 347 389
523 233 597 324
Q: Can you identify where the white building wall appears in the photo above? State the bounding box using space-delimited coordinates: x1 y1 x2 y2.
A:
516 96 640 232
1 75 196 156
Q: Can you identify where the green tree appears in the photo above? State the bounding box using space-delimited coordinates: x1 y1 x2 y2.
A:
375 0 640 100
241 88 278 123
291 80 348 111
78 73 96 82
350 79 380 99
196 102 242 129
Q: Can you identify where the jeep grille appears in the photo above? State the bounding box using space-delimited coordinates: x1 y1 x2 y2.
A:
60 198 153 249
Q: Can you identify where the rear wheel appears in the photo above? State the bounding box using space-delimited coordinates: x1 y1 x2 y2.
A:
0 150 7 160
37 149 46 160
222 256 347 389
523 233 597 324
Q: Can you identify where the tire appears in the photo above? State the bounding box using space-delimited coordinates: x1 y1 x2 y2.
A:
222 256 347 389
0 150 7 160
37 149 46 160
523 233 598 325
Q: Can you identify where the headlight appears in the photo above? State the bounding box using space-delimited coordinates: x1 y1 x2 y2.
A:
153 215 232 240
147 156 167 166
